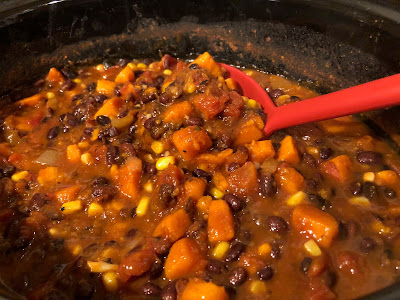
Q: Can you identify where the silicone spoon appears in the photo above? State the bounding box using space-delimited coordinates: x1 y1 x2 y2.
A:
220 63 400 137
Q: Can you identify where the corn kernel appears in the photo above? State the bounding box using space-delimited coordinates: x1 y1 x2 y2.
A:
49 227 61 237
46 92 55 99
78 141 90 149
225 78 237 90
163 69 172 76
187 84 196 94
197 196 212 215
136 196 150 216
210 188 225 199
247 99 259 108
96 64 105 71
371 219 391 235
111 114 134 129
110 164 119 178
87 261 118 273
276 94 291 105
61 200 82 214
249 281 267 295
287 191 307 206
151 141 164 154
81 152 93 165
349 196 371 207
319 189 329 199
156 156 175 171
306 146 319 155
67 144 81 162
91 128 100 141
73 78 82 84
258 243 272 256
71 245 83 256
244 70 254 76
363 172 375 182
304 240 322 256
88 202 104 217
137 63 147 69
11 171 28 182
212 242 230 260
144 181 153 192
102 272 119 292
127 63 137 70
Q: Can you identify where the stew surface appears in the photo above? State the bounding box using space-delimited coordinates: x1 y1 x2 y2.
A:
0 53 400 300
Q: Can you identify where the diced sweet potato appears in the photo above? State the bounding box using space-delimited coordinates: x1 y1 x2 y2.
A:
278 136 300 165
153 209 191 243
223 91 244 120
163 101 194 125
164 238 206 280
67 144 81 163
117 249 156 283
375 170 398 186
172 126 212 161
114 65 135 84
157 164 184 187
212 172 228 192
275 164 304 194
191 52 223 77
208 200 235 243
234 116 264 146
180 278 229 300
292 205 339 248
246 140 275 163
320 155 353 182
17 94 43 107
37 167 63 186
319 116 369 135
184 177 207 202
196 149 233 169
94 97 123 119
55 185 81 204
227 162 259 197
96 79 117 97
46 68 64 84
118 157 142 200
194 94 228 120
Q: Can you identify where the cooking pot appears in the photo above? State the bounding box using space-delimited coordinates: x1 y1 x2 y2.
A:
0 0 400 299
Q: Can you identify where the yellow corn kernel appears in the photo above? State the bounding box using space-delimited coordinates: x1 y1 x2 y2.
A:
210 188 225 200
156 156 175 171
49 227 62 237
212 242 230 260
371 219 391 235
319 189 329 199
61 200 82 214
258 243 272 256
163 69 172 76
244 70 254 76
197 196 212 215
87 261 119 273
306 146 319 155
110 164 119 179
151 141 164 154
67 144 81 162
349 196 371 207
111 114 134 129
71 245 83 256
144 181 153 193
249 281 267 295
127 63 136 70
247 99 259 108
363 172 375 182
78 141 90 149
137 63 147 69
136 196 150 216
276 94 291 106
46 92 55 99
304 240 322 256
11 171 28 182
287 191 307 206
102 272 119 292
225 78 237 90
81 152 93 165
91 128 100 141
88 202 104 217
73 78 82 84
186 83 196 94
96 64 105 71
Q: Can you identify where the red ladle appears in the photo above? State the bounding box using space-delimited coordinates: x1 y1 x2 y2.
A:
221 63 400 137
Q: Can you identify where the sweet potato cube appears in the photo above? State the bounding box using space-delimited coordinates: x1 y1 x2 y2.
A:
227 162 259 197
278 136 300 165
37 167 63 186
208 200 235 243
67 144 81 163
118 157 142 201
114 65 135 84
184 177 207 201
375 170 398 186
94 97 123 119
163 101 194 125
117 249 156 283
275 165 304 194
246 140 275 163
180 278 229 300
320 155 353 182
55 185 81 204
164 238 206 280
292 205 339 248
17 94 43 107
192 52 223 77
234 116 264 146
194 94 228 120
46 68 64 84
172 126 212 161
96 79 117 97
153 209 191 243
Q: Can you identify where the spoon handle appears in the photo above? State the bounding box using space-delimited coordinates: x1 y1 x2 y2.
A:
264 74 400 136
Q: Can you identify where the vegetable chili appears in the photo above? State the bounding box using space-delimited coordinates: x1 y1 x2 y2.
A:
0 52 399 299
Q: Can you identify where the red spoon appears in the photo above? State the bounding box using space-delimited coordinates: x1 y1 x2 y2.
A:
221 63 400 137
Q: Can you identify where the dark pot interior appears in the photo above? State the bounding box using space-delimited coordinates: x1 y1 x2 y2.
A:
0 0 400 299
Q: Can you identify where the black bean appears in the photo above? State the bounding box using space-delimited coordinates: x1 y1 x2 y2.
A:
92 185 116 202
121 143 136 157
225 242 246 262
350 182 363 195
114 86 122 97
360 237 376 254
61 80 76 91
119 134 133 144
268 89 284 99
144 117 156 130
150 126 165 140
118 58 129 66
362 182 377 199
96 115 111 126
300 257 313 274
383 187 397 199
131 207 137 218
257 265 275 281
47 126 60 139
148 260 164 280
159 183 175 207
228 266 248 286
259 174 276 197
95 94 107 104
30 193 49 210
159 93 172 104
92 177 110 187
306 179 319 191
145 163 157 175
356 151 383 165
192 168 212 182
154 76 165 89
66 115 79 127
270 244 282 259
162 282 177 300
320 147 333 160
224 194 243 212
163 55 178 69
308 194 331 211
302 153 317 168
0 165 16 178
106 145 119 165
186 116 204 127
61 68 77 79
87 82 96 92
125 228 137 239
83 127 94 136
189 63 199 70
207 259 225 274
266 216 289 235
141 283 161 296
104 127 118 138
48 238 64 251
